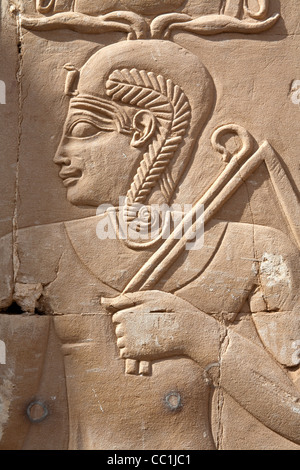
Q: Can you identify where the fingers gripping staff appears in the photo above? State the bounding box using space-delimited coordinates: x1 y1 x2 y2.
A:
102 291 199 376
102 294 167 376
102 295 150 375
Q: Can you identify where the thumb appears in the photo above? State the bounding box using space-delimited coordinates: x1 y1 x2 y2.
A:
101 294 136 313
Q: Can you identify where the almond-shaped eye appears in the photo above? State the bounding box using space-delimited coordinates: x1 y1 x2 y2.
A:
69 121 100 138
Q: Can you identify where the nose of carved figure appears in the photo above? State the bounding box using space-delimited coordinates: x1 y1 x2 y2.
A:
53 138 71 167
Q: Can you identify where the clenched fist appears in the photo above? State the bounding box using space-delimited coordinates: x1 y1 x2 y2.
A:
102 290 218 366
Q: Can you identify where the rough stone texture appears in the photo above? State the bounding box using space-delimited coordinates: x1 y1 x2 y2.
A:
0 0 300 450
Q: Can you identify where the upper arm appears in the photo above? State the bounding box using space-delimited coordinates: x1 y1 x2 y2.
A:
251 225 300 367
253 225 300 312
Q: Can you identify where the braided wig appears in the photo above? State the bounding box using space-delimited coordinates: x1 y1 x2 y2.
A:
106 68 191 217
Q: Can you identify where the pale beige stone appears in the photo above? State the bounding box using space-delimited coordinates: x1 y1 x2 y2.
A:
0 0 299 450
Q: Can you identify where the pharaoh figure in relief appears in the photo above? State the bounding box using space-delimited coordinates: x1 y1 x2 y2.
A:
1 0 300 450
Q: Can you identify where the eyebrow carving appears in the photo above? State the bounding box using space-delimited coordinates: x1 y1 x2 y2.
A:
66 115 115 137
70 94 132 135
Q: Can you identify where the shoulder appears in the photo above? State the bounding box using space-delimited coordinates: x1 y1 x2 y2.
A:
252 224 299 256
0 222 68 310
225 222 299 257
15 221 67 285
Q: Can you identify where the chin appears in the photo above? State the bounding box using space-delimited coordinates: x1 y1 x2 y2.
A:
66 187 99 208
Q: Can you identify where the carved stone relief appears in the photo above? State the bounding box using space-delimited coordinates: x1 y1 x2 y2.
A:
0 0 300 450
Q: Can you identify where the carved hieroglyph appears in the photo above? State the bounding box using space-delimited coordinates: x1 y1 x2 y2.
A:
0 0 300 450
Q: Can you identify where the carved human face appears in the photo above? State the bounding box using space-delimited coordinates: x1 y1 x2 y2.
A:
54 95 141 207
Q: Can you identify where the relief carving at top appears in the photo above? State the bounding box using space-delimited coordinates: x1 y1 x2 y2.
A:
35 0 186 15
18 0 280 39
34 0 272 17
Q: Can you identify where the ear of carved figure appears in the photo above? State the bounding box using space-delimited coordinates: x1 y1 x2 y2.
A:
131 111 157 148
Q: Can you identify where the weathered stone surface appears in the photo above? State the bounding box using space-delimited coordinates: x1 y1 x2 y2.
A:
0 0 299 450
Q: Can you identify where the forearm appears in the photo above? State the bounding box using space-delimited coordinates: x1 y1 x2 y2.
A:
182 306 300 446
253 310 300 367
219 329 300 445
182 310 220 367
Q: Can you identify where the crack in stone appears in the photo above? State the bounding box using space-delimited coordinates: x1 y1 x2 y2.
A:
239 161 271 311
215 318 230 450
12 11 23 296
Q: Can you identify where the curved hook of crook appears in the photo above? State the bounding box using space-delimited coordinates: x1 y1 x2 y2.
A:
244 0 269 20
211 124 254 163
